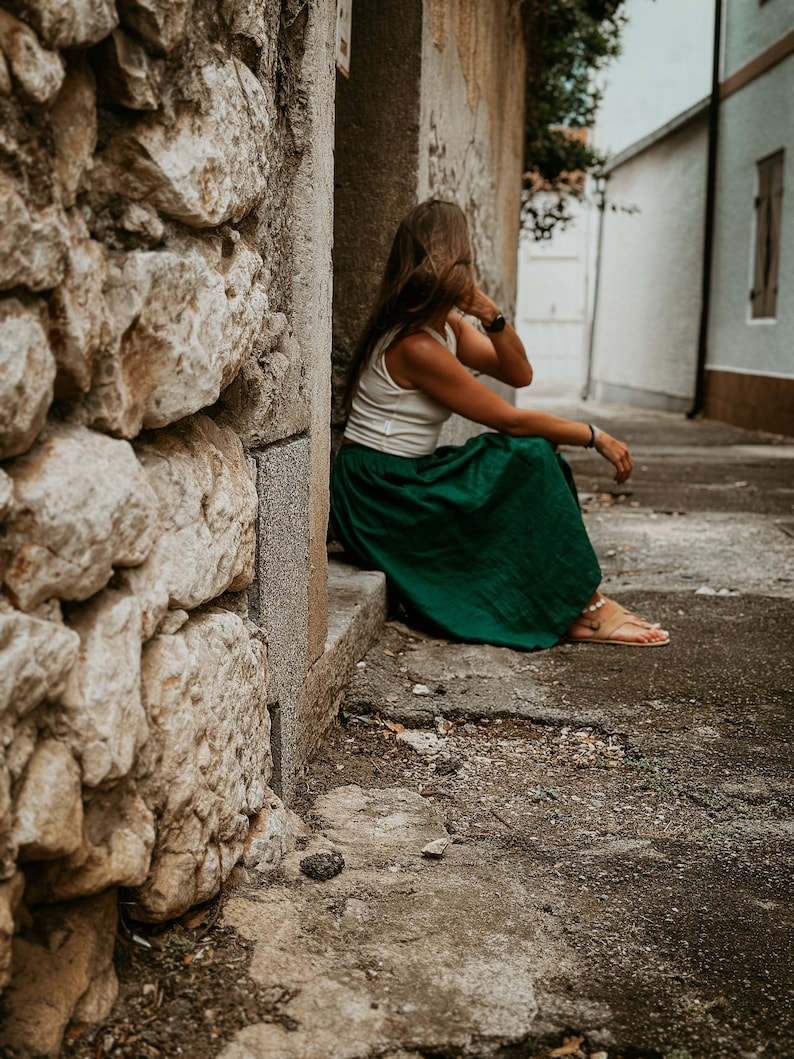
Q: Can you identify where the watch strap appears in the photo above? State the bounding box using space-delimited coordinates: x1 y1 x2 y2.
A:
484 312 506 333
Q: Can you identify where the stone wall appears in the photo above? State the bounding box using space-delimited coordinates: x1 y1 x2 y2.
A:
0 0 334 1051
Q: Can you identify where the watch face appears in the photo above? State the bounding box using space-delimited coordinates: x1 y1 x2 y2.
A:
487 314 506 332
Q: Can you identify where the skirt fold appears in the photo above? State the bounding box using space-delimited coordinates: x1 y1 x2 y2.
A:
330 433 601 651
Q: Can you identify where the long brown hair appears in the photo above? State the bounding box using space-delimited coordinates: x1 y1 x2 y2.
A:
344 199 475 413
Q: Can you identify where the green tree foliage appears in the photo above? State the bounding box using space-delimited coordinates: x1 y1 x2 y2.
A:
522 0 627 239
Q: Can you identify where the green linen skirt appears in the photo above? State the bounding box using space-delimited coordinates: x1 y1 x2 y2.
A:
330 433 601 651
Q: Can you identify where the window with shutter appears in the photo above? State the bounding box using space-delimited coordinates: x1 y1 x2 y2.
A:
751 150 784 320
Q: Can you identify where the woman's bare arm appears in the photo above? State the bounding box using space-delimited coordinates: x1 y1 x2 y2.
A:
390 332 633 484
448 288 533 389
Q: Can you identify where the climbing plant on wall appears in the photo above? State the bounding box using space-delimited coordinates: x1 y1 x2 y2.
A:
522 0 627 239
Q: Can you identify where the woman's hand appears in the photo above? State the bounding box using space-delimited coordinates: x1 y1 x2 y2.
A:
451 287 534 389
595 430 633 485
456 285 499 327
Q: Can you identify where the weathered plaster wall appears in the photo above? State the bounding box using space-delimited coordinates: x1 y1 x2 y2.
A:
332 0 526 446
722 0 793 77
422 0 525 445
421 0 524 306
591 110 708 411
0 0 335 1051
331 0 423 431
707 57 793 380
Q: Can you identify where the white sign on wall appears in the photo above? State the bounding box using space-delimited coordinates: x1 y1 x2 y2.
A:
335 0 352 78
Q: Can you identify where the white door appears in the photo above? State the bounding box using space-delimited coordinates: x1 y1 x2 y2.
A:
515 194 592 401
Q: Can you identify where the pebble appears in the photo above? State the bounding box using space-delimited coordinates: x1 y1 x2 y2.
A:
412 683 433 696
434 756 461 775
420 837 450 859
299 850 345 881
397 730 443 756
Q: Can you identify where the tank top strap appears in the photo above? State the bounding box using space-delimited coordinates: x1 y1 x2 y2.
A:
421 322 457 356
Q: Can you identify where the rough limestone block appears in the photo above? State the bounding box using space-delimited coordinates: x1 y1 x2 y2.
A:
0 297 56 460
8 0 118 48
1 889 118 1057
91 59 270 227
0 603 80 728
220 0 275 46
11 740 83 862
0 8 64 103
71 961 119 1023
2 423 158 611
83 238 268 437
25 780 155 904
49 58 97 208
0 758 10 850
243 792 305 873
218 312 311 448
2 720 37 812
131 609 270 921
96 27 163 109
0 469 12 520
0 48 11 94
0 759 12 884
115 564 169 642
0 871 25 993
48 212 109 399
0 172 70 292
60 588 147 787
115 200 164 241
116 0 190 55
133 415 258 611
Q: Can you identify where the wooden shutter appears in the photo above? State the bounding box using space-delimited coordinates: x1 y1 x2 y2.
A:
751 151 785 319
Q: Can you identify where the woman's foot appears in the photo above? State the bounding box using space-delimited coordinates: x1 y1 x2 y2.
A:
568 594 670 647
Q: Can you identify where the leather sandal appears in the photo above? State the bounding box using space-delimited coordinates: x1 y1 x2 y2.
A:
570 599 669 647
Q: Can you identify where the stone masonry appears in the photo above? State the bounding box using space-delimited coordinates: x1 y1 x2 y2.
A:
0 0 335 1051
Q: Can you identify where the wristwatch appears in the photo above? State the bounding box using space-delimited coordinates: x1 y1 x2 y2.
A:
484 312 506 333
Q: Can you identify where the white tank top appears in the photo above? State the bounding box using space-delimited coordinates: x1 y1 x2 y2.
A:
343 324 457 457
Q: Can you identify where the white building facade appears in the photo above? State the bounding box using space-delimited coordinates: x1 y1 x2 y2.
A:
522 0 793 435
703 1 793 433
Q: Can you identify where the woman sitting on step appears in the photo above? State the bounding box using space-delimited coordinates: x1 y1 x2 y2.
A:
331 199 669 650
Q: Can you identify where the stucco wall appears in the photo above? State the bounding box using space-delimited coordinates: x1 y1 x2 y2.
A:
420 0 524 307
707 56 793 380
332 0 526 448
590 110 708 411
0 0 335 1050
332 0 423 429
723 0 794 76
421 0 525 446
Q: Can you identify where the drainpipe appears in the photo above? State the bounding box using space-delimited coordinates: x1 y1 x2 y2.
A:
582 174 607 401
688 0 723 419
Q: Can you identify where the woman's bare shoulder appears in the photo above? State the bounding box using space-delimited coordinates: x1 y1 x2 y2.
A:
386 329 457 387
393 329 450 358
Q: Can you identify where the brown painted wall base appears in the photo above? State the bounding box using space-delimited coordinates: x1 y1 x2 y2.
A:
703 369 794 437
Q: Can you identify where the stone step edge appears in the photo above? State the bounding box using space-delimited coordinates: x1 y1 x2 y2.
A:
295 559 387 770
